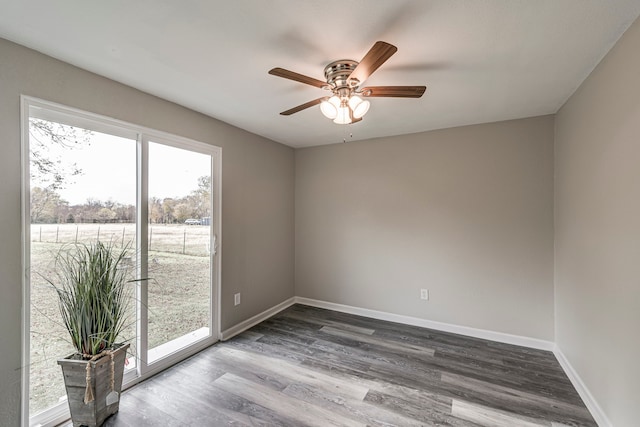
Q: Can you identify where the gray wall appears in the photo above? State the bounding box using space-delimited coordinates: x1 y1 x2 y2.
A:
0 38 295 425
5 13 639 424
554 16 640 426
295 116 555 340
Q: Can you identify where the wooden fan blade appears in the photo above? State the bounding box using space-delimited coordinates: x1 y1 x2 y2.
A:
280 98 324 116
348 41 398 84
269 67 327 88
360 85 426 98
349 117 363 124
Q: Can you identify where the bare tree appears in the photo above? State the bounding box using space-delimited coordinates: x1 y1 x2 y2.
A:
96 207 117 223
149 197 163 224
193 175 211 218
30 187 70 223
29 118 92 223
162 198 176 223
29 118 91 190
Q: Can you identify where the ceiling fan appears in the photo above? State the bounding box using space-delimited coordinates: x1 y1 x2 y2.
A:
268 41 426 125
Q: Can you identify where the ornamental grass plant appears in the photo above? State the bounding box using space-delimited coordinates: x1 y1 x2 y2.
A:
43 241 135 358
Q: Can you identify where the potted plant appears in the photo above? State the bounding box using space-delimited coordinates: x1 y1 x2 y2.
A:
44 241 136 427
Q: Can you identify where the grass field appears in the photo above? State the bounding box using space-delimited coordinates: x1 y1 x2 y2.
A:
29 223 211 414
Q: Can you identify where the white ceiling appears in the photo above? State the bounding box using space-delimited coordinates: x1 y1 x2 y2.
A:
1 1 639 148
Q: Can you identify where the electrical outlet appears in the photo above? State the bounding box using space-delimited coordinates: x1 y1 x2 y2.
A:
420 289 429 300
234 293 241 306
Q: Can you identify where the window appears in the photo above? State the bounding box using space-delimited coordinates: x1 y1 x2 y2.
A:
21 97 221 427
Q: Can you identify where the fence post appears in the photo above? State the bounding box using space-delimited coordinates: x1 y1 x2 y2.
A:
122 227 126 247
183 229 187 254
39 226 42 242
149 227 153 251
97 226 100 242
75 226 79 244
56 226 59 243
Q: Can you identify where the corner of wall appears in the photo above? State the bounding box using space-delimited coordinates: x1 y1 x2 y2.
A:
553 345 612 427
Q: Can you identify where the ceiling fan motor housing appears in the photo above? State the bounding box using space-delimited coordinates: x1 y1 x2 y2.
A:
324 60 360 93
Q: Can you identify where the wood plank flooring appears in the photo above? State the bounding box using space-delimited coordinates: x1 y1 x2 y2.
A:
96 304 596 426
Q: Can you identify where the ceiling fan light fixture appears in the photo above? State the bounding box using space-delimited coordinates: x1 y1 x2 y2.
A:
320 96 339 119
348 95 370 119
333 105 352 124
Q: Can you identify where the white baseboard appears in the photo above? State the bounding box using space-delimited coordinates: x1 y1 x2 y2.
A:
294 297 555 351
554 346 611 427
220 297 296 340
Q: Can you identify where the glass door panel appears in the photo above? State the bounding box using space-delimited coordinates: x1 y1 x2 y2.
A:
28 120 137 415
147 141 212 363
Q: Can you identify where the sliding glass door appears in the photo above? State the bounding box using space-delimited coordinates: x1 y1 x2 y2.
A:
23 98 221 426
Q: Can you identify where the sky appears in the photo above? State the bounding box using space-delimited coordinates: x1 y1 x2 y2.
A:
33 127 210 205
